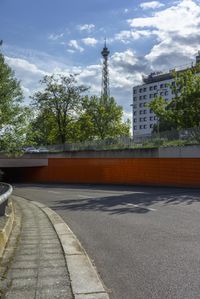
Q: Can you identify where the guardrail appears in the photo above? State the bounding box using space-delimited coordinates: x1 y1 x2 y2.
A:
0 183 13 216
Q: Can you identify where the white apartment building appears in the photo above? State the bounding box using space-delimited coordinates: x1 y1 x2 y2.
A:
132 53 200 136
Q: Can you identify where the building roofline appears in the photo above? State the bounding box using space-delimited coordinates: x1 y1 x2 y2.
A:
142 60 199 85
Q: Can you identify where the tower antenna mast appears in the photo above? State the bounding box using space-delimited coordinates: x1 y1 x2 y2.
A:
101 38 110 98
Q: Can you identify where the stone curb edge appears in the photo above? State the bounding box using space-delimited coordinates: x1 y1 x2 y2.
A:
0 199 15 258
31 200 110 299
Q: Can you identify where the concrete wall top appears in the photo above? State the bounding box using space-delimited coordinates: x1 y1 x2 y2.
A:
0 145 199 163
158 145 200 158
0 158 48 168
23 144 200 158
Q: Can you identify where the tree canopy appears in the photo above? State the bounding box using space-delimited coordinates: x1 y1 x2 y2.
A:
72 95 130 141
31 74 88 144
30 75 130 145
149 65 200 132
0 49 30 154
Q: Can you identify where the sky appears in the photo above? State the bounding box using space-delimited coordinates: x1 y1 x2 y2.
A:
1 0 200 121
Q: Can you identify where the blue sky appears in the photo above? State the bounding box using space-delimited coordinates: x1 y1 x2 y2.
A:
1 0 200 120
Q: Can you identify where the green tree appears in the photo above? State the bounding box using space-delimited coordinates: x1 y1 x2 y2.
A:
149 65 200 132
31 74 88 144
71 95 130 141
26 109 58 146
0 48 29 154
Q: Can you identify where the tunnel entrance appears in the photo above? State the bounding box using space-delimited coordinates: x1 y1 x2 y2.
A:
1 168 26 183
0 167 41 183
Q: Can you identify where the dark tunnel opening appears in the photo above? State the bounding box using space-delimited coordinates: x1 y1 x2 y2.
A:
1 168 26 183
0 167 41 183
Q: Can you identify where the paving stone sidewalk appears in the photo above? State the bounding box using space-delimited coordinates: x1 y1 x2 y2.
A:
0 197 73 299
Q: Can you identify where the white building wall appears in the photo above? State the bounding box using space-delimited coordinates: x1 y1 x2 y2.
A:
132 78 175 136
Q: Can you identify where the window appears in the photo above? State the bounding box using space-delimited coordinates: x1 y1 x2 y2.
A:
143 87 146 92
165 91 168 96
154 85 157 90
139 102 147 108
140 125 143 129
139 96 142 100
150 124 154 128
133 104 136 108
150 109 153 113
143 110 147 114
139 88 143 93
133 89 137 94
160 84 163 89
133 97 137 101
149 86 153 91
150 116 153 121
144 125 147 129
133 118 137 123
139 110 143 115
149 94 153 98
133 111 137 116
154 116 157 120
133 126 137 130
160 92 164 96
140 117 147 122
143 95 146 99
164 83 168 88
154 93 157 97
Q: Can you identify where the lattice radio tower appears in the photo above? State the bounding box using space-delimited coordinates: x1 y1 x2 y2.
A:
101 39 110 98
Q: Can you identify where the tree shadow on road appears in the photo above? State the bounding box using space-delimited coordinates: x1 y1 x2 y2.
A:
50 189 200 215
13 183 200 215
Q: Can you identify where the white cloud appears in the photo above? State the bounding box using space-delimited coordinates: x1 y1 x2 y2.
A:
129 0 200 35
5 56 47 76
124 8 130 13
48 33 64 41
128 0 200 68
82 37 98 46
77 24 95 32
111 49 138 70
21 85 31 98
68 40 84 52
102 49 142 110
76 65 102 94
67 49 75 54
115 29 154 43
5 56 49 103
140 1 164 10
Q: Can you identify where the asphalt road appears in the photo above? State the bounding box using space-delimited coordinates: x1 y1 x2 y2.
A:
13 184 200 299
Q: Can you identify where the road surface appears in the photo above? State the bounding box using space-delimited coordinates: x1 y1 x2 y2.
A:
14 184 200 299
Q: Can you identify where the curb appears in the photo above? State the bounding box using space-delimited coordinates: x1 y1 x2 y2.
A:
0 199 15 258
31 200 110 299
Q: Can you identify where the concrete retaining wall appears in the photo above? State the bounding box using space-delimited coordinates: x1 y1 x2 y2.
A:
9 157 200 188
1 146 199 187
1 144 199 160
0 200 14 258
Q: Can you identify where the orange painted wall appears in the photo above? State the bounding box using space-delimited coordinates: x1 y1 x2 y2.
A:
18 158 200 188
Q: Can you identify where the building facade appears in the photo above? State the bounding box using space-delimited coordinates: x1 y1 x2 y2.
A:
132 53 200 136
